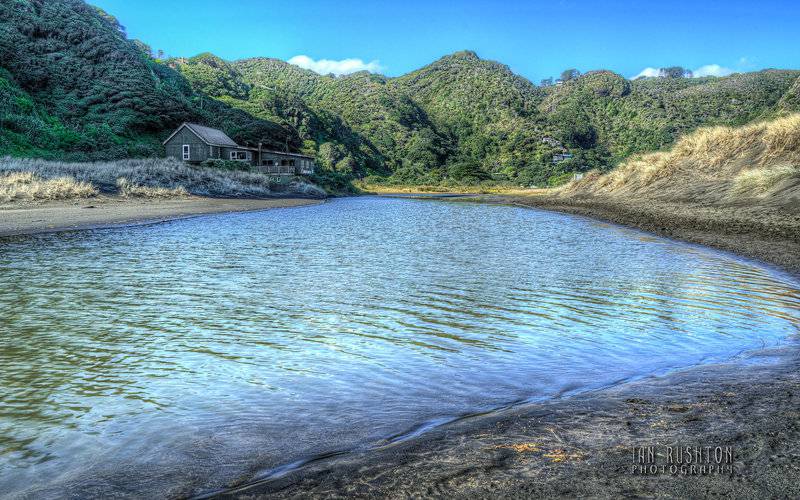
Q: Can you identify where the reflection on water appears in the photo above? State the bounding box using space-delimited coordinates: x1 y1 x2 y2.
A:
1 197 799 497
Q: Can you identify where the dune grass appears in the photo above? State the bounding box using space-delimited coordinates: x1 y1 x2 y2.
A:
0 171 98 203
561 113 800 204
731 163 800 197
0 157 325 202
115 178 189 198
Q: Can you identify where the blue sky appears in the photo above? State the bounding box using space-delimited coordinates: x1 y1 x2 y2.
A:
91 0 799 81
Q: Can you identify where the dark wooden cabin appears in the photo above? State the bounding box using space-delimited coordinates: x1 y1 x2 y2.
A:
163 123 316 175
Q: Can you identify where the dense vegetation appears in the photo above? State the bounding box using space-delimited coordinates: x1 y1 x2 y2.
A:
0 0 292 161
2 0 799 187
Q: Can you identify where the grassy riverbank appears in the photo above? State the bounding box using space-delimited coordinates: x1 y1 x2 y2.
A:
0 157 326 236
0 157 326 202
355 180 546 196
560 113 800 204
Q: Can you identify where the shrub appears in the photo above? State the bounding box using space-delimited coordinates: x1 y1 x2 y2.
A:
547 171 574 187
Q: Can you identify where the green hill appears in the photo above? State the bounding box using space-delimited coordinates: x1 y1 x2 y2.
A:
1 0 799 186
168 51 800 185
392 51 548 183
0 0 291 160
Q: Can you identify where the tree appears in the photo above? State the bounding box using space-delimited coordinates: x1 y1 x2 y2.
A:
560 69 581 82
540 77 554 87
447 159 490 183
318 142 345 170
92 7 126 34
659 66 692 78
335 156 356 174
133 40 153 59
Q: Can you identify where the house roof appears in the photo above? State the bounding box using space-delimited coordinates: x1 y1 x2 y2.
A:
162 123 239 147
186 123 239 147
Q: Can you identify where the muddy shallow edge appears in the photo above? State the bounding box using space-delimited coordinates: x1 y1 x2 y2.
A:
210 345 800 499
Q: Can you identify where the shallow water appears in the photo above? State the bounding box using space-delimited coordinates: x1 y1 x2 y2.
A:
1 197 799 497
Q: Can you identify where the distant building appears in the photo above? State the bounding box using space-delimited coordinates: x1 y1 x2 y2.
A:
552 153 574 164
163 123 315 175
541 136 564 148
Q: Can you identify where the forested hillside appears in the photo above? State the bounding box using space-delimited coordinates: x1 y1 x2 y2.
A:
2 0 799 186
176 53 800 185
0 0 292 160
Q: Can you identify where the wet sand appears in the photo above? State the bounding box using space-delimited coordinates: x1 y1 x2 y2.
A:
213 347 800 499
0 196 322 237
204 193 800 499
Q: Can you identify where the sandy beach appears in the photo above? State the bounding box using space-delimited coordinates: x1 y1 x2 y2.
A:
0 196 323 237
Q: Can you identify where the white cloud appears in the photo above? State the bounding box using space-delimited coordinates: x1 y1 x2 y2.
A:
287 55 384 76
692 64 733 78
631 67 661 79
631 64 734 80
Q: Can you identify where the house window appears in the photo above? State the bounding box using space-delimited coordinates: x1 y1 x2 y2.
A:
289 160 296 166
182 145 190 160
230 151 250 161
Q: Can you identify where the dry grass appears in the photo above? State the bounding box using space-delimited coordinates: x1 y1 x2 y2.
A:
561 113 800 205
731 163 800 197
0 171 98 203
0 157 325 202
116 178 188 198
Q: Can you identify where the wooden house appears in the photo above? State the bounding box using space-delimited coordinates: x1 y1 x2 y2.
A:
163 123 316 175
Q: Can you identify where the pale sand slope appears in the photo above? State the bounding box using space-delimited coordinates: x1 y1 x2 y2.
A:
0 196 322 237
